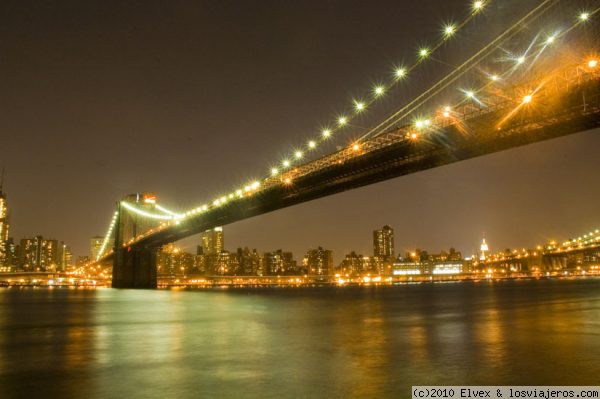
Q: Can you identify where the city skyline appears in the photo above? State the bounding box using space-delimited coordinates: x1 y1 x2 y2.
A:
1 0 599 260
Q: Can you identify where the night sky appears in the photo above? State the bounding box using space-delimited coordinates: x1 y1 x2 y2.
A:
1 0 598 261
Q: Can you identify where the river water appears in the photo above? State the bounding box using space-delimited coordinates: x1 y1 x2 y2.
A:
0 278 599 398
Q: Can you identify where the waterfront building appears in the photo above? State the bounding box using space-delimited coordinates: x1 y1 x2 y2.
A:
337 251 371 275
0 238 17 270
201 227 224 255
263 249 296 275
392 248 466 276
19 236 61 271
61 244 73 271
392 260 423 276
0 180 9 266
236 247 261 275
157 244 195 276
373 225 395 274
304 247 333 276
373 225 394 259
214 250 232 275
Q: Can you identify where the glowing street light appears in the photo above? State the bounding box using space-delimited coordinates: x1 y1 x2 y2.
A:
295 151 303 159
283 159 290 167
374 86 385 96
338 116 348 125
418 48 430 59
322 129 331 138
308 140 316 149
545 35 555 45
352 143 360 151
473 1 484 11
354 101 365 112
465 90 475 99
443 106 451 117
517 56 526 64
588 59 598 68
271 168 279 176
522 94 533 104
579 12 590 22
490 74 499 81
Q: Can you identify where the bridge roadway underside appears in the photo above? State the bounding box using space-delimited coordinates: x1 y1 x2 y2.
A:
112 79 599 288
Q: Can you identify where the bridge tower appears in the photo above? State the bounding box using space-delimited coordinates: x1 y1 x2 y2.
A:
112 193 162 288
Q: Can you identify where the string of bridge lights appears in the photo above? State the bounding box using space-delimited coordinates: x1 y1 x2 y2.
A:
561 229 600 248
187 0 492 214
95 5 597 260
264 0 489 178
406 7 600 137
96 211 118 261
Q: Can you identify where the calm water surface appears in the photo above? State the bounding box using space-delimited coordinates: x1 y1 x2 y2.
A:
1 278 600 398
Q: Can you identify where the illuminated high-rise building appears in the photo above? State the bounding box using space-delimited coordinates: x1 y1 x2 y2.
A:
157 244 195 276
480 238 489 261
61 244 73 271
0 172 9 266
304 247 333 276
19 236 60 271
201 227 224 255
262 249 296 275
373 225 395 260
90 236 104 260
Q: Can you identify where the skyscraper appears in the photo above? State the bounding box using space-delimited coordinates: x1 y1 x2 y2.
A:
373 225 395 259
19 236 60 271
480 238 489 261
0 172 9 266
201 227 224 255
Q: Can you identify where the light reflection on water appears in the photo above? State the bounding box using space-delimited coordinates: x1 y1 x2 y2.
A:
0 278 600 398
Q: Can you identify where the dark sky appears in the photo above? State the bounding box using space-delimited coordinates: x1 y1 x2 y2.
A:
1 0 598 261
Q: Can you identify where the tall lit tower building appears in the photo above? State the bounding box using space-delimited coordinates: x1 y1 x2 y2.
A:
480 238 489 261
201 227 224 255
373 225 395 260
0 171 9 266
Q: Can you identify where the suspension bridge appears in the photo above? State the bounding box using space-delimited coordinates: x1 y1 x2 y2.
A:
84 0 599 288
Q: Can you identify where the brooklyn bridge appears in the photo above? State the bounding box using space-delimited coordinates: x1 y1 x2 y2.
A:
84 0 599 288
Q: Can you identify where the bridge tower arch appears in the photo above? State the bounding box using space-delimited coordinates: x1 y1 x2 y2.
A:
112 193 162 288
